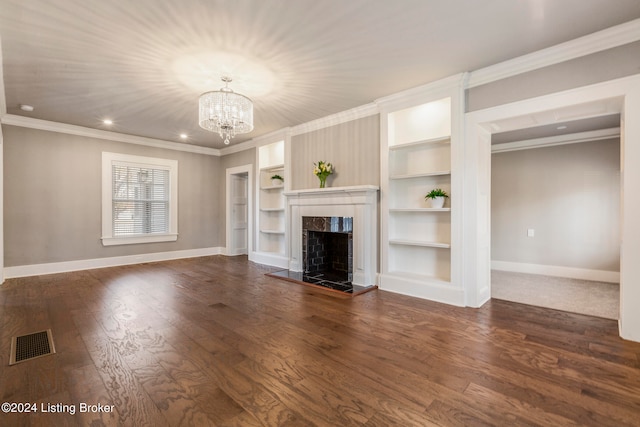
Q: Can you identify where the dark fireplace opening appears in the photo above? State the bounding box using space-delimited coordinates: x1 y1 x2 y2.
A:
302 216 353 291
305 231 353 281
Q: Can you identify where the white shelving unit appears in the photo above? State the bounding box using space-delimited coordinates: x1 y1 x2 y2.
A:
378 76 465 305
254 141 288 264
388 135 452 280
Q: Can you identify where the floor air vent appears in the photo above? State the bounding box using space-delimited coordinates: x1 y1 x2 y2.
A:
10 329 56 365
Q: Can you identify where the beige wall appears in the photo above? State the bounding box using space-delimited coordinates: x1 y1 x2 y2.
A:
467 41 640 112
3 125 222 266
290 115 380 190
491 139 620 271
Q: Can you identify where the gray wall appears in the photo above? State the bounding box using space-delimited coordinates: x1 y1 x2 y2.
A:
467 41 640 112
3 125 222 266
290 115 380 190
491 139 620 271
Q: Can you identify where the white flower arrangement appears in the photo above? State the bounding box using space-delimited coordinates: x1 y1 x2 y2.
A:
313 160 333 178
313 161 333 188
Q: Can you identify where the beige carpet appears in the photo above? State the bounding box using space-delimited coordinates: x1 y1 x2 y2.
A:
491 270 619 320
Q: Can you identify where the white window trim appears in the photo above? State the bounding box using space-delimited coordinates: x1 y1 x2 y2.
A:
102 152 178 246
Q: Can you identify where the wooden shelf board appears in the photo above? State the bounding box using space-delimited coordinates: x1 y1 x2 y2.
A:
260 229 285 235
260 185 285 191
260 163 285 171
260 208 285 212
389 135 451 150
389 208 450 212
390 171 451 180
389 239 450 249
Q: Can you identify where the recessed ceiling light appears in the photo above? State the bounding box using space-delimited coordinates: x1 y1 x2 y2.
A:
20 104 34 112
557 125 568 130
180 133 188 139
103 119 113 125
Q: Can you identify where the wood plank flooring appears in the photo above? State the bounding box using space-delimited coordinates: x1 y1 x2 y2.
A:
1 255 640 426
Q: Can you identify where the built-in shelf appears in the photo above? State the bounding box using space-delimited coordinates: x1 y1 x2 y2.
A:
388 135 450 150
389 239 451 248
390 171 451 180
380 93 458 302
260 163 284 171
260 229 285 235
256 141 286 259
389 208 451 213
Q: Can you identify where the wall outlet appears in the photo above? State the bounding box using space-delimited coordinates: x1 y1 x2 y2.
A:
527 228 535 237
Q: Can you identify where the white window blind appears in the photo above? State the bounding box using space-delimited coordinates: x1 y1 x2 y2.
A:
102 152 178 246
112 165 170 236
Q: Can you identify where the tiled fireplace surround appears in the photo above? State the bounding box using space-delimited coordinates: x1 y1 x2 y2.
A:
303 216 353 281
284 185 379 287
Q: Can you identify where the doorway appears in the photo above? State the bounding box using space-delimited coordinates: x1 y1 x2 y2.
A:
226 165 253 256
463 74 640 341
489 115 621 319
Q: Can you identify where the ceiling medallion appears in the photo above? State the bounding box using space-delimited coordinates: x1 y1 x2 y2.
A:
198 76 254 145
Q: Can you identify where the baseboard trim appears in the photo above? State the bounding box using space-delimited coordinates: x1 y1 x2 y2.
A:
491 260 620 283
378 273 465 307
3 247 225 279
249 251 289 269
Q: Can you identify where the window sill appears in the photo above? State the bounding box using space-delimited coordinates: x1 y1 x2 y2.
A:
101 233 178 246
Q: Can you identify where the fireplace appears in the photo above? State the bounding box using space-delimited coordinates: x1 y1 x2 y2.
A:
270 185 378 294
303 216 353 282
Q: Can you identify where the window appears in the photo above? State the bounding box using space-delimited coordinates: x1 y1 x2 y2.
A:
102 152 178 246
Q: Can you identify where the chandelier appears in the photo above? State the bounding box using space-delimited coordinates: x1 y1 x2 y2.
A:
198 76 254 144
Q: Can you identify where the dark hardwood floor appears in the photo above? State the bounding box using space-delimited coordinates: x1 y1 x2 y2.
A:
1 255 640 426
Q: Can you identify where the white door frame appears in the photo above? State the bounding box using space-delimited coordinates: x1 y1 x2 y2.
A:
0 126 4 284
464 74 640 342
225 164 253 256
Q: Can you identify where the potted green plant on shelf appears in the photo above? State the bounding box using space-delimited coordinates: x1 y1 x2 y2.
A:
271 174 284 186
425 188 448 208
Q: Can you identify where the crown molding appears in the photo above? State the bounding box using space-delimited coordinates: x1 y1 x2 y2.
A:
219 127 291 156
252 127 292 147
375 73 467 111
290 102 379 137
0 114 221 156
468 18 640 88
491 127 620 153
218 137 257 156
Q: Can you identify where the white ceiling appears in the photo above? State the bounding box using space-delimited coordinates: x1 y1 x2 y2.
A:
1 0 640 149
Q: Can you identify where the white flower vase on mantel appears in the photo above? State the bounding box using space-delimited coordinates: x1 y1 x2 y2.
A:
271 179 283 187
429 196 445 209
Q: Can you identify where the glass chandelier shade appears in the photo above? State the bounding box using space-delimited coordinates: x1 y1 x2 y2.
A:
198 77 254 145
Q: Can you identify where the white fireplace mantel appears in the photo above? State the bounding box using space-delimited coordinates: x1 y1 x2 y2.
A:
284 185 379 287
